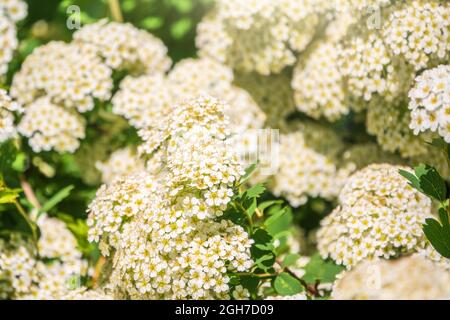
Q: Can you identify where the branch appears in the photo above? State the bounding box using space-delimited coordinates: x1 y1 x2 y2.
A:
108 0 123 22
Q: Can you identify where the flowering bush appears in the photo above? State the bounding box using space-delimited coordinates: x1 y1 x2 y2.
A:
0 0 449 301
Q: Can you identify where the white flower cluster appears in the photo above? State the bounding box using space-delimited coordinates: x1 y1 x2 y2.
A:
196 0 327 75
366 100 430 158
292 16 355 121
73 19 171 74
317 164 431 268
96 147 146 184
269 130 351 207
332 255 450 299
17 97 85 153
113 58 265 135
10 41 113 153
333 0 391 13
382 1 450 71
11 41 113 111
0 0 27 22
235 72 295 128
0 0 26 77
0 215 88 299
0 89 21 142
338 0 450 105
408 65 450 142
88 96 253 299
112 74 173 129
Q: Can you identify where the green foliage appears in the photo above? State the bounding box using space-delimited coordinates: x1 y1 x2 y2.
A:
302 254 344 284
423 208 450 259
274 272 304 296
399 164 447 202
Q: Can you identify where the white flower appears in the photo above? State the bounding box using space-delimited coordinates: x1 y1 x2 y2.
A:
317 164 432 268
409 65 450 142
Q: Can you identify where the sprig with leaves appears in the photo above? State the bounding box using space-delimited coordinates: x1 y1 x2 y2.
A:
399 138 450 259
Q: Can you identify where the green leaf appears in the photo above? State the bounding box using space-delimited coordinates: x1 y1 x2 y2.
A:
0 188 21 204
282 253 302 268
302 254 345 284
415 164 447 201
239 163 257 185
245 184 265 199
399 169 422 192
423 209 450 259
400 165 447 202
39 185 74 214
274 272 304 296
264 207 293 237
258 200 283 215
251 229 275 271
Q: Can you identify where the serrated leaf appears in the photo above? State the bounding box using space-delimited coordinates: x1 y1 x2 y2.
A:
423 210 450 259
39 185 74 214
415 164 447 201
245 184 265 199
302 254 344 284
274 272 304 296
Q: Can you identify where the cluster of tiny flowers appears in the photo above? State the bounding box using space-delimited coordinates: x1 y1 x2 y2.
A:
196 0 326 75
317 164 431 269
112 74 173 130
166 58 266 134
0 14 16 77
235 72 295 128
0 89 21 142
269 130 350 207
417 243 450 271
88 96 253 299
338 0 449 106
382 0 450 71
332 255 450 299
0 0 26 76
366 99 431 158
17 97 85 153
292 14 355 121
0 215 88 299
11 41 113 112
408 65 450 142
113 58 265 136
73 19 171 74
338 33 404 105
96 147 146 184
0 0 27 22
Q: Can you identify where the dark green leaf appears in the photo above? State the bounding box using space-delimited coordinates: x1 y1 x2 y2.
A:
399 169 422 192
423 210 450 259
415 164 447 201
